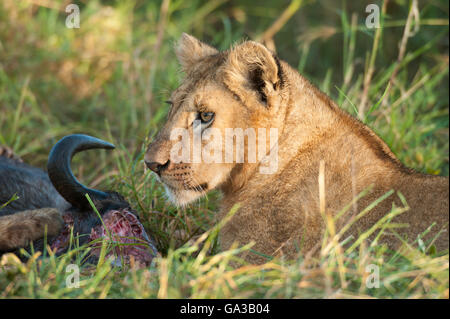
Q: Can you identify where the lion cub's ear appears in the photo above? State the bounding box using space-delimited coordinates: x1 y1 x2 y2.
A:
175 33 218 72
222 41 282 107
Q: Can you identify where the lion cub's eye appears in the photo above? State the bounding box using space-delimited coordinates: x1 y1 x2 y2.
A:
199 112 215 124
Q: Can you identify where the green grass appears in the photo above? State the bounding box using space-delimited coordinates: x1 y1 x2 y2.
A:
0 0 448 298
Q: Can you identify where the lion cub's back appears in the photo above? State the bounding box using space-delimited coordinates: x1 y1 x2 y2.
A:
398 174 449 251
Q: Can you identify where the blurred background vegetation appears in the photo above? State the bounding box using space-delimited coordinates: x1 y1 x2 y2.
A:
0 0 448 173
0 0 448 298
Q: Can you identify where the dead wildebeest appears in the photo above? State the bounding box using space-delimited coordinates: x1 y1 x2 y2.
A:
0 134 157 266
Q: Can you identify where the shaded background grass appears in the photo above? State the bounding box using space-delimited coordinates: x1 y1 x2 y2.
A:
0 0 448 298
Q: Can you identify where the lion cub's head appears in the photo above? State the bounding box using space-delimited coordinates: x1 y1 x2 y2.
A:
145 33 287 206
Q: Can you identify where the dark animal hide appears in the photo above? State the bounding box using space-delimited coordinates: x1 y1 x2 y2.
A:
0 135 157 267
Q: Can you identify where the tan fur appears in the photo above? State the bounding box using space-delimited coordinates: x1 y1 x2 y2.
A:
0 208 63 251
145 33 449 264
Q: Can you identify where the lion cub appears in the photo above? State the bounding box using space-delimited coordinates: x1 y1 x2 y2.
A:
145 33 449 264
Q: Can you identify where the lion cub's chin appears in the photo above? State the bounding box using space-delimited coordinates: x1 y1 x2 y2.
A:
163 185 206 207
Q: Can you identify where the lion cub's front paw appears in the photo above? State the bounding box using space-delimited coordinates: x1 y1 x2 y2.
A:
0 208 63 251
28 208 64 237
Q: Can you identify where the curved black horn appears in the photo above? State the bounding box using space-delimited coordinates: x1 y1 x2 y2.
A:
47 134 115 209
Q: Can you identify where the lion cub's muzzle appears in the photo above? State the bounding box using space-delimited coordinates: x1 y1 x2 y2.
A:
145 139 210 203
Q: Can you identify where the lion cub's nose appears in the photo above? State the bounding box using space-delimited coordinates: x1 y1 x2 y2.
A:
145 139 172 175
145 159 170 175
